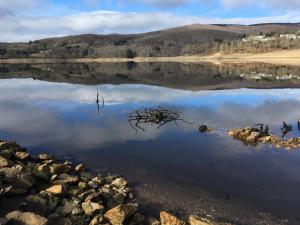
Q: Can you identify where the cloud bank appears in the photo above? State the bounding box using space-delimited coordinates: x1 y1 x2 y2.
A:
1 10 300 42
0 0 299 42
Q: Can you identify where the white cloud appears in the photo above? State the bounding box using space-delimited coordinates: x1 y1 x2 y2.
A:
1 10 300 42
222 0 300 10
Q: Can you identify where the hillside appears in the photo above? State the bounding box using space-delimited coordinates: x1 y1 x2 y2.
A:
1 23 300 59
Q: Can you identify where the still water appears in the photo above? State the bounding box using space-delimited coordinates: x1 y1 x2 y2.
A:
1 63 300 224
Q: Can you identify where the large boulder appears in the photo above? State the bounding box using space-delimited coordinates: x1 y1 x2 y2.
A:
104 204 138 225
160 212 186 225
6 211 47 225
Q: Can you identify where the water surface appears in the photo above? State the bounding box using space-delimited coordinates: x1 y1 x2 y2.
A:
1 63 300 224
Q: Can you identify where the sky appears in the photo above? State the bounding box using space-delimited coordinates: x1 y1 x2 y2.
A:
0 0 300 42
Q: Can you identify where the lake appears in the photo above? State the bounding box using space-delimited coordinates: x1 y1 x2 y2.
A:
1 62 300 224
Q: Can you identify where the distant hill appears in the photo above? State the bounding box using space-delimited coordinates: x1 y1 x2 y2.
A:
1 23 300 59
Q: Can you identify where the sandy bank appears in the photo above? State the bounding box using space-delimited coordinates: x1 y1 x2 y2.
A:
0 49 300 66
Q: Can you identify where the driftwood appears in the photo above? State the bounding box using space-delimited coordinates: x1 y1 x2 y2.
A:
128 106 193 132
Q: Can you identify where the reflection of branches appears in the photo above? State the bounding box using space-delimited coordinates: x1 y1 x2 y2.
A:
281 121 292 138
96 88 105 117
128 106 193 132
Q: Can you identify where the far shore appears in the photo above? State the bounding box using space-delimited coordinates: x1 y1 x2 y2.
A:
1 49 300 66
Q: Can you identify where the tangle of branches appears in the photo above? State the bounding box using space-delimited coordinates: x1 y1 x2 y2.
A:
128 106 193 132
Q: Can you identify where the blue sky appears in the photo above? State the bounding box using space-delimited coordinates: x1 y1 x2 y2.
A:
0 0 300 42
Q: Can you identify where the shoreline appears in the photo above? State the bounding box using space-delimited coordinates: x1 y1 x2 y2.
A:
0 139 220 225
0 49 300 66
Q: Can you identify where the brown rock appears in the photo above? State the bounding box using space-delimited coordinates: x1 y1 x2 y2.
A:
89 215 104 225
46 185 63 195
75 164 85 173
81 201 104 216
38 153 53 161
0 156 9 167
189 215 215 225
246 132 260 143
50 164 73 175
15 151 30 160
111 178 128 188
6 211 47 225
52 174 79 185
104 204 138 225
0 165 22 178
160 212 186 225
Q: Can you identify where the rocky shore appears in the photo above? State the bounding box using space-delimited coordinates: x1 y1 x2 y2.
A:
228 127 300 150
0 139 222 225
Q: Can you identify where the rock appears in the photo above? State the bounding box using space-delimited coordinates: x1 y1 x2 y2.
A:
38 153 53 161
81 201 104 216
18 172 36 189
261 136 271 143
188 215 215 225
6 211 47 225
0 156 9 167
104 204 138 225
78 182 87 190
50 164 72 175
246 132 261 143
113 193 126 205
53 174 79 185
0 165 22 178
89 215 104 225
147 217 160 225
112 178 128 188
15 151 30 160
61 200 75 216
71 207 84 215
199 125 208 133
46 185 63 195
0 149 13 160
48 196 60 211
23 195 48 216
0 217 7 225
75 164 85 173
33 164 51 182
160 212 186 225
128 213 145 225
48 214 72 225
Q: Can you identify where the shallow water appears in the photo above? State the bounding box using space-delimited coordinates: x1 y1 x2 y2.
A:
2 63 300 224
